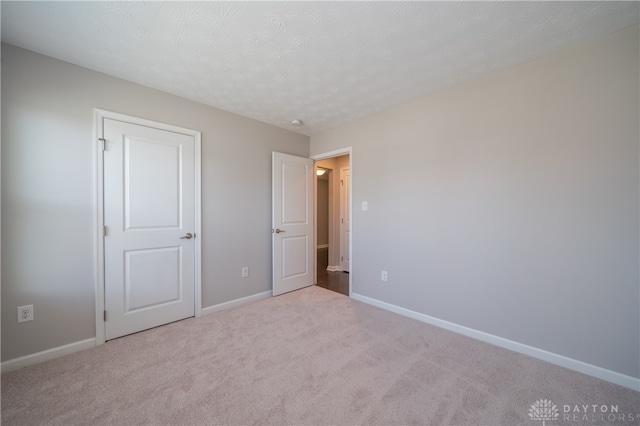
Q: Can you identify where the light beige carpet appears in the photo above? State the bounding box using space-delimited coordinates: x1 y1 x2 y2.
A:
2 286 638 425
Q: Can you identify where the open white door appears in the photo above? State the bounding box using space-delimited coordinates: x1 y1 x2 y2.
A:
340 167 351 272
103 117 198 340
272 152 314 296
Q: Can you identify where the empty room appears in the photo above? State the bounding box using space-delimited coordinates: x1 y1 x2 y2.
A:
2 2 639 425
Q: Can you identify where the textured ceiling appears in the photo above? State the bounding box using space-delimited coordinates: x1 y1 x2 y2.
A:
2 1 638 136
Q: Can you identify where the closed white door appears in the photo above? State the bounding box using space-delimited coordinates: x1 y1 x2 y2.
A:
103 118 197 340
340 168 351 272
272 152 314 296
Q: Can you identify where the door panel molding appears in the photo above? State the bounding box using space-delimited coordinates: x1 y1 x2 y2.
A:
94 109 201 345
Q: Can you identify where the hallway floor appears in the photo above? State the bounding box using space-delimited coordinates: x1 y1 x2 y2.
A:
316 247 349 296
316 271 349 296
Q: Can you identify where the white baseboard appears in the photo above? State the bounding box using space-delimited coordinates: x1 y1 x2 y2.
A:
202 290 272 316
351 293 640 391
2 291 273 373
326 265 342 272
1 338 96 374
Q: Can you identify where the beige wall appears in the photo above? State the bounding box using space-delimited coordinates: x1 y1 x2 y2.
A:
311 26 640 379
1 44 309 361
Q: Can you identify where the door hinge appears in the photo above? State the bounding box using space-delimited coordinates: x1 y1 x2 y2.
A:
341 218 344 224
341 179 344 186
103 226 108 237
341 256 344 261
98 138 106 151
103 310 107 322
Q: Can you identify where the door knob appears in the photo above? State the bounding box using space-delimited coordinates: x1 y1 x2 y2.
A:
180 233 193 239
275 229 285 234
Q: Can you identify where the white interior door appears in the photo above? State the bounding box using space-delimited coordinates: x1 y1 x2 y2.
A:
272 152 314 296
103 118 197 340
340 168 351 272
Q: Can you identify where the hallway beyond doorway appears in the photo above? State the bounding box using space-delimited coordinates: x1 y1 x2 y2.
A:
316 247 349 296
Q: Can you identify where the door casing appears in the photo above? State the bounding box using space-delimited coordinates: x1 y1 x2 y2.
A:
94 109 202 346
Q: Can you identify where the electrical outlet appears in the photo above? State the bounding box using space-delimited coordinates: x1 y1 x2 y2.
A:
17 305 34 323
381 271 388 282
241 267 249 278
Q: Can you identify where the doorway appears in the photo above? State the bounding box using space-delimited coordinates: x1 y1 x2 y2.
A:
314 152 351 296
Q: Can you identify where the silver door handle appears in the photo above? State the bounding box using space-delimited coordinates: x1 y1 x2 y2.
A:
275 229 285 234
180 233 193 239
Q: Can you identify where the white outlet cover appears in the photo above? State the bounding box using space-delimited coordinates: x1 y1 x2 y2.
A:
17 304 34 323
362 201 368 211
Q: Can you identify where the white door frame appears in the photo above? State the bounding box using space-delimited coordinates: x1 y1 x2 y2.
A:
94 109 202 346
310 147 353 297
